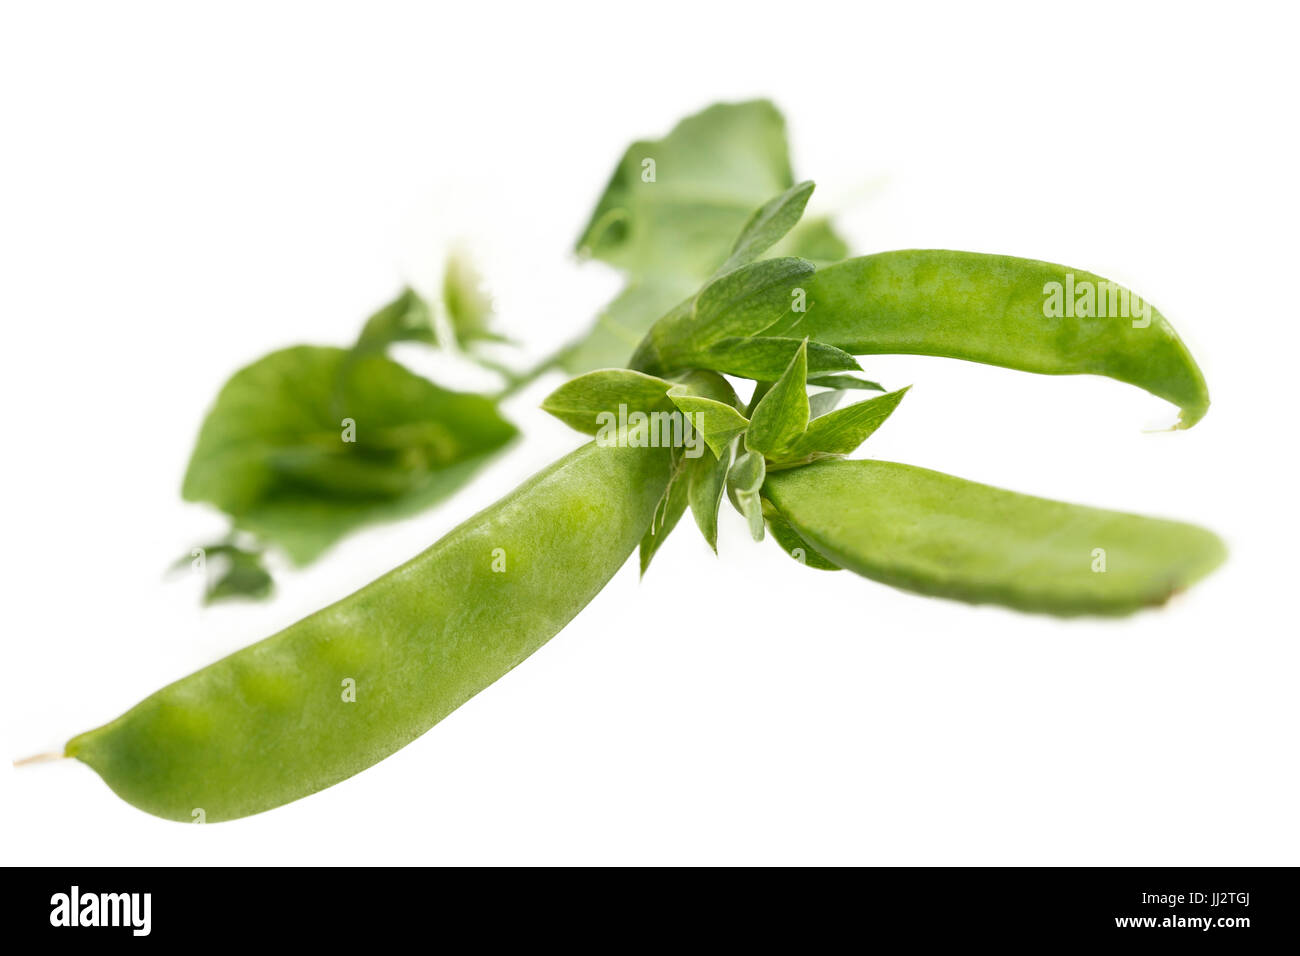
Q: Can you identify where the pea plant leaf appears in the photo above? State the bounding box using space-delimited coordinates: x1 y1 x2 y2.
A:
806 373 889 419
687 336 860 381
798 250 1211 428
562 101 847 375
182 345 517 564
171 542 275 604
686 442 733 553
576 100 798 277
665 386 749 458
442 247 508 346
764 459 1227 616
808 390 843 419
640 451 691 575
715 180 816 276
540 368 675 434
727 450 767 542
745 339 810 455
807 373 886 393
770 387 910 468
352 287 438 355
665 256 815 355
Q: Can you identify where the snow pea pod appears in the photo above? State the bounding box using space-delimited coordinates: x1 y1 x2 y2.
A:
67 442 672 822
798 251 1210 427
764 459 1226 616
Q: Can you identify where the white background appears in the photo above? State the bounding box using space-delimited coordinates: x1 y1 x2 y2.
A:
3 1 1296 865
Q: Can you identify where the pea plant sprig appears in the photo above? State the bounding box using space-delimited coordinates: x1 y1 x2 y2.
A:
176 101 830 601
177 250 520 600
35 105 1224 822
547 179 1222 612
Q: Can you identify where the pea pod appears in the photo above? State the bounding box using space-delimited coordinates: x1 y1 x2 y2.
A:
763 460 1226 616
67 442 672 822
797 251 1210 427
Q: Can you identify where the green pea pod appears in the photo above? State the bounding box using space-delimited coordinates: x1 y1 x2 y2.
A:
67 442 672 822
799 251 1210 427
764 460 1226 616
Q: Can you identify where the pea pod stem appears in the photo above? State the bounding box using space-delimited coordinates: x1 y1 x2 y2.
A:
13 752 67 767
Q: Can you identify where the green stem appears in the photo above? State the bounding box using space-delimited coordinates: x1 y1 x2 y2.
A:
488 344 572 401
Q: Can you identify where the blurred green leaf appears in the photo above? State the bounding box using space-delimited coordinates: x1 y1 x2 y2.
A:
172 542 275 604
352 287 438 355
443 246 507 346
182 345 517 564
564 101 848 375
576 100 797 277
558 276 698 375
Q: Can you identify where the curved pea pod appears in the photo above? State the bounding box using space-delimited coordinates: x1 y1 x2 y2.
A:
67 442 672 822
799 251 1210 428
763 460 1226 616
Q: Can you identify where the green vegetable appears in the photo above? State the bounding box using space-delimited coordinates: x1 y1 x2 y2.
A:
764 460 1226 615
177 103 834 602
53 102 1227 824
799 251 1210 427
70 442 671 821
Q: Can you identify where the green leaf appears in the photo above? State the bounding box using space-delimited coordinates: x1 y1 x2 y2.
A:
745 339 809 455
569 102 848 380
575 100 799 279
182 346 517 564
808 390 843 419
669 256 815 351
799 251 1211 428
687 443 732 553
687 336 860 381
770 387 909 467
716 181 816 275
172 542 275 604
727 450 767 542
352 287 438 355
665 385 749 459
540 368 674 435
205 548 274 604
764 460 1226 616
442 247 504 346
807 374 885 392
762 501 841 570
640 455 690 575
